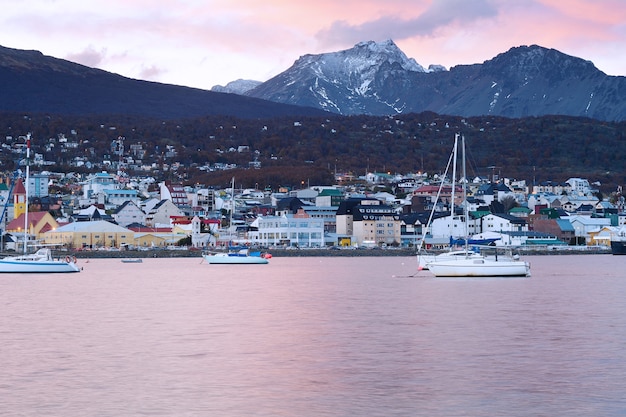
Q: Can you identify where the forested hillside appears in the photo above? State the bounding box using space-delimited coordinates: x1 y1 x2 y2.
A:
0 111 624 194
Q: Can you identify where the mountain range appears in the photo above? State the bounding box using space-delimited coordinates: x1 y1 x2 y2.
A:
240 40 626 121
1 41 626 121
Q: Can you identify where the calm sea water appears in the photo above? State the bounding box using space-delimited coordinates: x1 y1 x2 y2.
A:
1 255 625 417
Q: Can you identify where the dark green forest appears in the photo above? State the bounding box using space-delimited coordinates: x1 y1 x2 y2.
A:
1 111 625 194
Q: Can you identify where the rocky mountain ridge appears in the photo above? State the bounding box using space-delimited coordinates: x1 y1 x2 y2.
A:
245 41 626 121
1 41 625 121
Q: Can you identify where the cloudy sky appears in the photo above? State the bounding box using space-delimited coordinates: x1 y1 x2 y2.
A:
2 0 625 90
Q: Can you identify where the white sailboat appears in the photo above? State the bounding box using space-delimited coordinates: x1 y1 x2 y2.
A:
423 133 530 277
0 134 81 273
202 177 270 264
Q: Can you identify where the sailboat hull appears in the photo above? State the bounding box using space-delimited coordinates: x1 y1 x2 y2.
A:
0 259 81 273
427 258 530 277
0 249 81 273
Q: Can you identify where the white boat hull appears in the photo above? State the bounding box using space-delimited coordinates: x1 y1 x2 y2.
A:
427 258 530 277
0 259 80 273
0 249 81 273
202 253 269 264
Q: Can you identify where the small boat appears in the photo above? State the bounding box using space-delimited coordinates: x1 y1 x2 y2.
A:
202 248 270 264
0 248 81 273
121 258 143 263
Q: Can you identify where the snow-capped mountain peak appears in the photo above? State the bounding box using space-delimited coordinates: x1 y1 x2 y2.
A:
247 40 434 115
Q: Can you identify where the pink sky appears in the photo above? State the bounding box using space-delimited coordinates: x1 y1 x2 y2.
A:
2 0 625 90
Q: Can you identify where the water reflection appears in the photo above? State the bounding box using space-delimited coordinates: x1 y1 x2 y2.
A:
0 255 625 416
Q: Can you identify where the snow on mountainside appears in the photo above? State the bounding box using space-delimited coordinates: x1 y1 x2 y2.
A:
244 40 626 121
247 40 441 115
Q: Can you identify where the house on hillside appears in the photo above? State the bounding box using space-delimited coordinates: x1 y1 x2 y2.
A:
275 197 307 216
568 215 611 245
588 226 613 247
112 200 146 227
413 184 461 208
563 196 599 213
566 177 596 196
480 213 528 233
73 205 115 222
474 183 514 205
145 199 185 227
527 193 563 213
82 172 118 200
399 212 430 247
102 189 139 208
159 181 189 208
315 188 344 207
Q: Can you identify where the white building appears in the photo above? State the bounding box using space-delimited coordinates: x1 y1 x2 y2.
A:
82 172 119 199
248 212 324 248
567 214 611 242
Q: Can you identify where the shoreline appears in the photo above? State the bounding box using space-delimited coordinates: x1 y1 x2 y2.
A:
53 246 613 259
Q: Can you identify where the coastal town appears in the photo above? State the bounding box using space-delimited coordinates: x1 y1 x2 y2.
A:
2 139 624 254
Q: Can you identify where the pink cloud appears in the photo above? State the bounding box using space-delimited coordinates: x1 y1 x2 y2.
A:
65 46 107 68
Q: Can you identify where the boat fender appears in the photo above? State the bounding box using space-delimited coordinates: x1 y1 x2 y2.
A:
73 256 78 263
65 256 71 263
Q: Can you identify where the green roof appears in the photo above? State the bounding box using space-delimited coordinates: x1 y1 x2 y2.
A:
318 189 343 196
509 206 531 213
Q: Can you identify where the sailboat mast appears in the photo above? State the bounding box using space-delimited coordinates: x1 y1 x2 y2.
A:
461 134 468 251
230 177 235 241
23 134 31 255
450 134 458 239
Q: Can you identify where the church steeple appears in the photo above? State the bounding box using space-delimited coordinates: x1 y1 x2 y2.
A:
13 178 27 220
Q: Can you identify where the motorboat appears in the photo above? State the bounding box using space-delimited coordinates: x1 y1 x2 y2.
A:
202 248 270 264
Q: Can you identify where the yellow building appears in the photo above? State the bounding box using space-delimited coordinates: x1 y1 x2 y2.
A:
43 220 135 249
12 179 27 220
